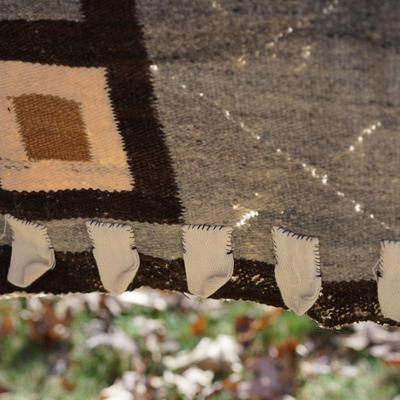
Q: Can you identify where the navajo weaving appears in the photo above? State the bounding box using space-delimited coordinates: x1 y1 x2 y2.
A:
0 0 400 328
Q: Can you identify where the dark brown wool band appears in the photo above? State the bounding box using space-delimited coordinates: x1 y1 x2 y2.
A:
0 246 391 328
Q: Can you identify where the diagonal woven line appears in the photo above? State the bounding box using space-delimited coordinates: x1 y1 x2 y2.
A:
172 79 395 233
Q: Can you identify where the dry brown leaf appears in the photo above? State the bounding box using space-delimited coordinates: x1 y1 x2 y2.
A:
222 378 239 391
276 338 299 359
61 377 78 391
28 301 71 343
0 384 10 394
191 315 208 335
235 309 283 346
1 315 15 335
235 315 253 334
384 355 400 366
252 309 283 332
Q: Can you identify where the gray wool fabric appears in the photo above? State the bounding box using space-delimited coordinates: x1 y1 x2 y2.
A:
0 0 399 326
136 0 400 282
0 0 82 21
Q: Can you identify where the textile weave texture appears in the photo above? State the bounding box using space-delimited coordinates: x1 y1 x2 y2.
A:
0 0 399 327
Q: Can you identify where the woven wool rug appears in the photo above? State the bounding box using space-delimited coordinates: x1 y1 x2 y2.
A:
0 0 399 327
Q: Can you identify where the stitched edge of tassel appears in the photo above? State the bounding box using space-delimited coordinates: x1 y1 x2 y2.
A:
272 225 321 279
5 214 54 252
182 224 234 297
271 225 322 315
5 214 56 272
182 224 233 256
85 220 137 250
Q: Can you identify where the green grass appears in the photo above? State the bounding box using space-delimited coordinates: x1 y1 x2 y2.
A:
298 359 399 400
0 296 397 399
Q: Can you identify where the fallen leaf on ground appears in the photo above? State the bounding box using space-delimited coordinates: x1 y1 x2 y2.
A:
163 335 242 372
191 315 208 335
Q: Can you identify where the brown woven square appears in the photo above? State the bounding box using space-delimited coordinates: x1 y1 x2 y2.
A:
12 93 90 161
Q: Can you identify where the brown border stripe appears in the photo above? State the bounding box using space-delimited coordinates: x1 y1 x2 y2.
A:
0 246 394 328
0 0 183 223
